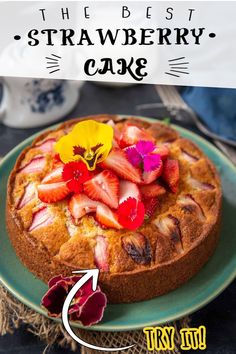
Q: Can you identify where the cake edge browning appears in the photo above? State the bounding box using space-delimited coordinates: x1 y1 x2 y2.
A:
6 114 222 303
6 199 221 303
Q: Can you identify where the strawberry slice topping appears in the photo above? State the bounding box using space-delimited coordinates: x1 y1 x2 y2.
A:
153 145 169 160
119 180 141 205
84 170 119 209
142 159 163 185
181 149 198 163
37 181 70 203
107 120 121 146
17 183 36 209
154 214 183 253
96 204 122 230
35 138 56 153
162 159 179 193
69 194 101 221
120 125 154 148
178 194 206 222
187 176 215 191
19 156 46 174
52 153 64 169
118 197 145 231
140 183 166 198
100 148 141 183
122 232 151 265
29 207 54 232
143 197 159 219
42 165 64 184
94 235 109 272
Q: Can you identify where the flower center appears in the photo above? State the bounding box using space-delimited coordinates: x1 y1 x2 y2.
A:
84 150 94 161
73 170 82 180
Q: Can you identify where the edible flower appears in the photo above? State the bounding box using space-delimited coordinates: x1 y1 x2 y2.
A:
62 161 92 193
41 275 107 326
118 197 145 231
55 120 113 171
126 140 161 172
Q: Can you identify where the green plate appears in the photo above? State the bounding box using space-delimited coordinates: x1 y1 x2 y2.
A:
0 117 235 332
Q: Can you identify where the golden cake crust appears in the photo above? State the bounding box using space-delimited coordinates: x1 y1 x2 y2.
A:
6 115 222 303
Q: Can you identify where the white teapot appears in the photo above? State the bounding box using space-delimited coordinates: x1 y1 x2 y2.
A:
0 77 82 128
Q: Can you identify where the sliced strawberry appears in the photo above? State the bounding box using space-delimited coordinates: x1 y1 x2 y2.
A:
187 176 215 191
142 160 163 185
140 183 166 198
42 165 64 184
181 149 198 163
52 153 64 169
178 194 206 222
65 207 78 237
153 145 169 160
94 235 109 271
29 207 54 232
143 197 159 219
100 148 141 183
37 181 70 203
84 170 119 209
19 156 46 174
120 125 154 148
35 138 56 153
107 120 121 146
96 204 122 230
17 183 36 209
69 194 101 221
162 159 179 193
119 180 141 205
122 232 151 264
154 215 183 253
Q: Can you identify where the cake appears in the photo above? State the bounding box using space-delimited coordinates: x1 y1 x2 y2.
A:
6 115 222 303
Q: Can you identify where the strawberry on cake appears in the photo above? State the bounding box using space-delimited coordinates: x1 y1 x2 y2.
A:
6 115 222 303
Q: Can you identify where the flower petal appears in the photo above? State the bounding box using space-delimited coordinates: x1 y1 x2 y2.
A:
125 147 142 167
136 140 155 156
48 275 63 288
41 274 107 326
41 280 69 317
55 120 113 171
118 197 145 231
62 161 92 193
73 290 107 326
143 154 161 172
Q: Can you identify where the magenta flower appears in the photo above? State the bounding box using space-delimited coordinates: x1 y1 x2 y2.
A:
41 275 107 326
126 140 161 172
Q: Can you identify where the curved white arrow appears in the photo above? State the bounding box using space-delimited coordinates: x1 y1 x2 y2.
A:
62 269 135 352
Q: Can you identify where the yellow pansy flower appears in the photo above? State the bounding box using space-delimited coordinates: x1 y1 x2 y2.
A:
55 120 113 171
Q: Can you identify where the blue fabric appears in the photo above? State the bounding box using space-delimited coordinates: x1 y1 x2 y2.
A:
182 87 236 142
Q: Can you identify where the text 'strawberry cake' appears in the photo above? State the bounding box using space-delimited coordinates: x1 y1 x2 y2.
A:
6 115 222 303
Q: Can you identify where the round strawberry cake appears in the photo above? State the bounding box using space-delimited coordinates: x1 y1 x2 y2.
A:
6 115 222 303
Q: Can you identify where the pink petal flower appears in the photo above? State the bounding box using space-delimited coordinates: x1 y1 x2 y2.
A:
143 154 161 172
126 146 142 167
136 140 155 156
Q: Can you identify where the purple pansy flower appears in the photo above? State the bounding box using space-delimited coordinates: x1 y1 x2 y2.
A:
126 140 161 172
41 275 107 327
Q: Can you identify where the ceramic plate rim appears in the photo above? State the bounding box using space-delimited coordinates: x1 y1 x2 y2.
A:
0 115 236 331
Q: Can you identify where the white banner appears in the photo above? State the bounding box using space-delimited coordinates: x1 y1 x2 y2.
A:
0 1 235 88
